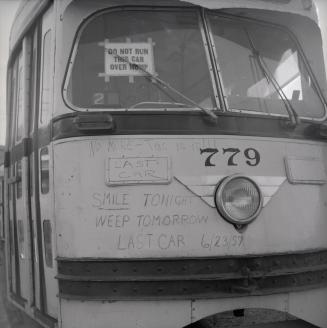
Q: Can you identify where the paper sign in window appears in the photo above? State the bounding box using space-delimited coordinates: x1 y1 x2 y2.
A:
99 40 155 78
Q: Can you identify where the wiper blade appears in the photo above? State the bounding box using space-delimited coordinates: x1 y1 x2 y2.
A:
111 54 218 124
129 101 192 109
245 29 300 127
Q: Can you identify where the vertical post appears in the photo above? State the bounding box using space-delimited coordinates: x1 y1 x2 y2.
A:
22 35 35 312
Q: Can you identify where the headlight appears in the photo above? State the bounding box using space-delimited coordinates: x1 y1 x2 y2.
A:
215 175 263 225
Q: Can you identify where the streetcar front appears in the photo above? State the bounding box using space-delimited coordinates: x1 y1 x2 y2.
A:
53 0 327 327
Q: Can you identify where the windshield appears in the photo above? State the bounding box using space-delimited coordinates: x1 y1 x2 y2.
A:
65 8 326 120
208 14 325 118
66 9 216 110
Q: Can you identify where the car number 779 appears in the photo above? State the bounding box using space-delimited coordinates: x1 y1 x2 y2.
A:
200 147 260 167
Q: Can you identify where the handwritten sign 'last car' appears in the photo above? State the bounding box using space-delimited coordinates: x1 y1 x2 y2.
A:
103 42 155 77
106 157 171 185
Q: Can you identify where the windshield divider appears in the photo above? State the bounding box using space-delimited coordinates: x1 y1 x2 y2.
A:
201 8 227 113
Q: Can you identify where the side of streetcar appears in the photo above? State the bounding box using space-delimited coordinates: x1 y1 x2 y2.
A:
4 0 57 327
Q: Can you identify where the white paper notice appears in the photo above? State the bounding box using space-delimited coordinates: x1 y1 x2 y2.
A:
103 42 155 77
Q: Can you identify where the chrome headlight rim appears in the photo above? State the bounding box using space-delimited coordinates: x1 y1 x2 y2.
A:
214 174 263 225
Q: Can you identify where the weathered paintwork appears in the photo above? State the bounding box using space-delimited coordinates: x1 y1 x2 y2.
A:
53 134 327 327
6 0 327 327
54 135 327 259
59 288 327 328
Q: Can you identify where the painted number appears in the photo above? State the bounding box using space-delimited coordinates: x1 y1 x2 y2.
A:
244 148 260 166
223 148 240 166
200 148 218 167
200 147 260 167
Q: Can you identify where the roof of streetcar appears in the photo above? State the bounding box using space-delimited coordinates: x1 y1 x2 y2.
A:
9 0 318 57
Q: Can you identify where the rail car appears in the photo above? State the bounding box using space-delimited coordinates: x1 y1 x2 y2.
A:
2 0 327 327
0 164 4 243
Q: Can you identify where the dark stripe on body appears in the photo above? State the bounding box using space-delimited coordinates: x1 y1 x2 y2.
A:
7 112 326 164
53 111 323 140
57 249 327 300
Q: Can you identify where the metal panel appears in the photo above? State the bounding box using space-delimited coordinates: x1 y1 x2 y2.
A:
175 175 286 208
61 299 191 328
9 0 51 54
51 112 327 141
57 250 327 300
288 286 327 327
54 135 327 259
285 156 327 184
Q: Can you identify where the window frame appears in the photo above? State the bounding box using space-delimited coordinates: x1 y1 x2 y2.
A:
40 147 50 195
29 27 40 136
15 52 24 143
62 6 327 122
62 6 220 112
16 160 22 199
40 29 52 125
205 11 327 122
9 55 20 149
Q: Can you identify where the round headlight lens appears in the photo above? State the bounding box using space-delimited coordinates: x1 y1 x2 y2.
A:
215 175 262 225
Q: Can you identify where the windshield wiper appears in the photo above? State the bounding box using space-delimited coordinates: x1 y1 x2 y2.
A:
245 29 300 128
111 54 218 124
129 101 192 109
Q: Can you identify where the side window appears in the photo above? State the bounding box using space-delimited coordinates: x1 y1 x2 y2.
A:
8 166 13 201
29 154 34 196
10 58 19 148
0 178 3 203
18 220 24 258
16 161 22 199
15 54 24 142
40 147 49 194
0 179 3 239
40 30 52 125
29 28 39 135
43 220 53 268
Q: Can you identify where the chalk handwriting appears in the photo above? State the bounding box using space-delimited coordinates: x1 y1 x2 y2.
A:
200 233 244 250
107 140 167 153
89 140 102 157
95 214 130 228
92 192 130 210
143 193 194 208
107 157 170 185
137 214 208 227
117 233 185 250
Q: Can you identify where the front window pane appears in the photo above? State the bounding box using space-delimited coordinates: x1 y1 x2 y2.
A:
67 10 215 110
209 15 325 118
